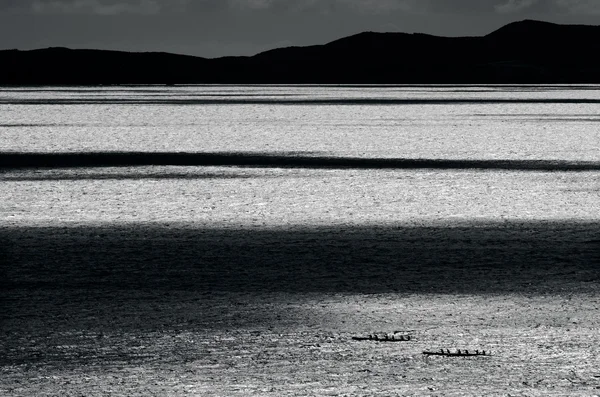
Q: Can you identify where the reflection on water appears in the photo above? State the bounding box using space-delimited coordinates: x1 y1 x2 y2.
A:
0 85 599 227
1 87 600 396
1 167 598 225
0 85 599 161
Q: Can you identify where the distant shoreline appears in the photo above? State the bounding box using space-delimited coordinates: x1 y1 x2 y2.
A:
2 20 600 85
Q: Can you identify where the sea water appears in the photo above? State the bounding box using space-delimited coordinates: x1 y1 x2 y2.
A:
2 86 600 396
1 85 599 226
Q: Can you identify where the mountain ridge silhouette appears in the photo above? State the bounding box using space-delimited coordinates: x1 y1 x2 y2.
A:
2 19 599 84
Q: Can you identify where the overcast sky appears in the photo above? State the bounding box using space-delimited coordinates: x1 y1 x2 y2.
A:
1 0 599 58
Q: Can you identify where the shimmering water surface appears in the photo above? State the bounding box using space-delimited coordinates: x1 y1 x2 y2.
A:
2 86 600 396
1 85 599 226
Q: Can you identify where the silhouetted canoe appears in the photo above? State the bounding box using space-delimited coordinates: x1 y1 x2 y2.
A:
422 349 490 357
352 335 411 342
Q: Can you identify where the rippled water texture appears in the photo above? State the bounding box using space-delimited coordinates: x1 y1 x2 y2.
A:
1 85 599 225
2 86 600 396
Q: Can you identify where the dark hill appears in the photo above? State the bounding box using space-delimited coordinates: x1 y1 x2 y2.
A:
0 47 210 85
1 19 600 84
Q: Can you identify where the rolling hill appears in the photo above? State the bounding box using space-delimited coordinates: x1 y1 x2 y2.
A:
1 20 599 84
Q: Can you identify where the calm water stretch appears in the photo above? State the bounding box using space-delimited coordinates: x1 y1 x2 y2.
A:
1 85 599 226
2 86 600 396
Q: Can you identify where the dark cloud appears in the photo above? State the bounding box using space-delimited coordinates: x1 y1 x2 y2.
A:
0 0 26 11
555 0 600 15
1 0 599 16
0 0 189 14
230 0 422 14
429 0 600 15
32 0 160 15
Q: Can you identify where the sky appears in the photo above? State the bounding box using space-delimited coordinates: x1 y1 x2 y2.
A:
1 0 600 58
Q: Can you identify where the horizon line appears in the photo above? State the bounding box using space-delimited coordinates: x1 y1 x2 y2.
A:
0 18 594 59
